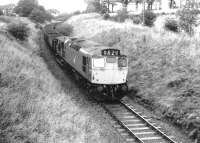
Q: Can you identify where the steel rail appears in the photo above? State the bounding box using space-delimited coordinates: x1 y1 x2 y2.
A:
102 103 145 143
120 99 177 143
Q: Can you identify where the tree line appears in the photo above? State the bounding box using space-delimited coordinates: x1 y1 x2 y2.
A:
14 0 53 23
85 0 162 12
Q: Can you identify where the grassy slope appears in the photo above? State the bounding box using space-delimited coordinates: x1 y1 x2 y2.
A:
63 13 200 141
0 16 122 143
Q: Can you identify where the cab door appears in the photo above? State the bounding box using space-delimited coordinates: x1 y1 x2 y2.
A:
82 56 91 79
52 39 58 52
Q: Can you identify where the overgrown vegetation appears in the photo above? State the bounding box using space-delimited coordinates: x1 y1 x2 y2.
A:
14 0 53 23
164 18 179 32
177 8 199 35
131 15 142 24
7 22 30 41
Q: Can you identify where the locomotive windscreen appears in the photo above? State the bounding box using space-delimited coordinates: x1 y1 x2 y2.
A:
101 49 120 56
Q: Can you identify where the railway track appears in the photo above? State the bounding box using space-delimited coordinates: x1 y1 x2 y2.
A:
102 99 178 143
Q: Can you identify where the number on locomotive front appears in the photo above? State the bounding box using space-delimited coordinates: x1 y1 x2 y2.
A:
101 49 120 56
101 49 128 68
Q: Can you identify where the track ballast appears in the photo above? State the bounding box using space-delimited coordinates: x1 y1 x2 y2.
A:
102 99 178 143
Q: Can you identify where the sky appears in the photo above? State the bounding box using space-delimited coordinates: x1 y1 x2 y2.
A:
0 0 87 13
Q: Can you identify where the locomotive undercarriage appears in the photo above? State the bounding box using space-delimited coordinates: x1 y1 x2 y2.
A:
72 68 128 100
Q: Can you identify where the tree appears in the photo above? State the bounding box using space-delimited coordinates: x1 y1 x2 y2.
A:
121 0 133 9
29 5 53 23
135 0 142 10
143 10 156 26
86 0 102 12
146 0 155 10
14 0 38 16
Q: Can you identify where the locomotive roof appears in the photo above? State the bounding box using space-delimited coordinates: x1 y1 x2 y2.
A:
55 36 111 55
77 40 108 55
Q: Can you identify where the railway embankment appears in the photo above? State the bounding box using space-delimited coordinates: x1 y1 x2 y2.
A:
0 16 123 143
61 13 200 142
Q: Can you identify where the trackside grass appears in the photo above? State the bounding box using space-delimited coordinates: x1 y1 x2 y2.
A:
0 17 123 143
63 13 200 142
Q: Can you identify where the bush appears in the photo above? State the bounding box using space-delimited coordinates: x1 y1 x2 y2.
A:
103 13 110 20
57 24 73 36
113 9 128 22
165 18 179 32
177 8 199 35
131 15 142 24
7 22 30 41
143 10 156 26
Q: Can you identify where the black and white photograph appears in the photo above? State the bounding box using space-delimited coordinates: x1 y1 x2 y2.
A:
0 0 200 143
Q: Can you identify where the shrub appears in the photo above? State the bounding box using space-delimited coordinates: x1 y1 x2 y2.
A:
177 8 199 35
131 15 142 24
7 22 30 41
165 18 179 32
143 10 156 26
113 9 128 22
103 13 110 20
57 24 73 36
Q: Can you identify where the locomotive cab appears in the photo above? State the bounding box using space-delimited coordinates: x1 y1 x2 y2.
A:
91 49 128 85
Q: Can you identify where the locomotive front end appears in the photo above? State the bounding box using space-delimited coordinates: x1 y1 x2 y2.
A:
91 49 128 99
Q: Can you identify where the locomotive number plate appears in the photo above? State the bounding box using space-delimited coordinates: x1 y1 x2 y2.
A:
101 49 120 56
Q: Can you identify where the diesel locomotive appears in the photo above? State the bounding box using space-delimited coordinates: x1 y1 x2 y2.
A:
43 24 128 100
